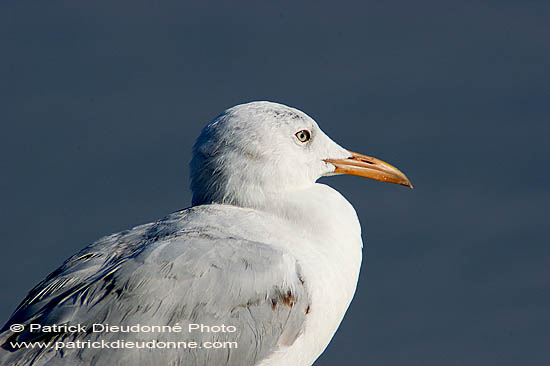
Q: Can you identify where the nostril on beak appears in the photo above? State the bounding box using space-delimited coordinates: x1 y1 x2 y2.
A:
354 156 375 164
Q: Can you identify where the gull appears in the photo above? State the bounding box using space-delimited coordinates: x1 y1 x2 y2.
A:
0 101 412 366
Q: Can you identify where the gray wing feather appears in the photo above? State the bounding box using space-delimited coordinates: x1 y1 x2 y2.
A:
0 208 310 366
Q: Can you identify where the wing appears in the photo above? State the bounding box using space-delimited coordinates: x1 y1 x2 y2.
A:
0 208 310 366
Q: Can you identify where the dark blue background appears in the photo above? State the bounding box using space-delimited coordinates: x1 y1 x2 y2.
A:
1 1 548 364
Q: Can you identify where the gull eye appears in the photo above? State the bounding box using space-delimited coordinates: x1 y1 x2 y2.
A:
295 129 311 143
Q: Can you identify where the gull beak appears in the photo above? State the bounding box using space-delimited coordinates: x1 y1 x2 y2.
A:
325 151 413 189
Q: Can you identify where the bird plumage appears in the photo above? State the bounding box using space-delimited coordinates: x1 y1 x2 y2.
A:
0 101 408 365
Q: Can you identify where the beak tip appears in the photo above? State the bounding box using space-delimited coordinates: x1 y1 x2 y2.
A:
398 180 413 189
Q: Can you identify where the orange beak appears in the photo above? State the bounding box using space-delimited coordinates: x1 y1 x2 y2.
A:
325 151 413 188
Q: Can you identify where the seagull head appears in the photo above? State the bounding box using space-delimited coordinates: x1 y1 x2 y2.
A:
190 101 411 208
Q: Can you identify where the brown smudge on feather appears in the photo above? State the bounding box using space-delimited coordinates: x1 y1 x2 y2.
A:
271 290 297 310
282 290 296 308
